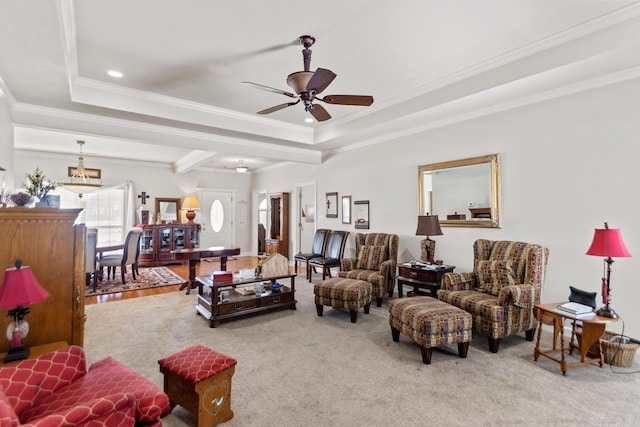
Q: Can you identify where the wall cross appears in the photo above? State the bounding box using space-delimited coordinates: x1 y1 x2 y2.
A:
138 191 149 205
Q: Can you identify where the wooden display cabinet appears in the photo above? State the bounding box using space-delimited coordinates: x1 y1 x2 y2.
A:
267 192 289 259
0 208 85 353
138 223 200 267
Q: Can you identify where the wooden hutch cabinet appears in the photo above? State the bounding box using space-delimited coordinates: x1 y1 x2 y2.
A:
138 223 200 266
266 192 289 259
0 208 85 353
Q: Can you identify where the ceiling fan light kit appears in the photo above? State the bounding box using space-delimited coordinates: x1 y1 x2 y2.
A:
243 35 373 122
236 160 248 173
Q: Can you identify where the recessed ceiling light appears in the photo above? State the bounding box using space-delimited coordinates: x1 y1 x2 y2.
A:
106 69 123 78
304 118 313 123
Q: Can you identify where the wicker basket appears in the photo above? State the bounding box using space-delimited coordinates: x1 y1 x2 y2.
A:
576 329 639 367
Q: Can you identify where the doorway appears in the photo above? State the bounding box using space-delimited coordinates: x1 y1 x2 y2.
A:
294 182 316 255
197 189 235 248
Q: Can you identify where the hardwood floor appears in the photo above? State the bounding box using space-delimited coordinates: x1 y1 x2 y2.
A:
85 256 261 305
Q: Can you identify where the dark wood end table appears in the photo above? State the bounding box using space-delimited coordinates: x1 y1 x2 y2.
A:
396 264 455 298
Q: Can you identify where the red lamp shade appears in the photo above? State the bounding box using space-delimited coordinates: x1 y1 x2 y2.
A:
586 227 631 258
0 266 49 309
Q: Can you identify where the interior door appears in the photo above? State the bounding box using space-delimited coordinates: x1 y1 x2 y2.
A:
295 183 316 254
198 189 235 248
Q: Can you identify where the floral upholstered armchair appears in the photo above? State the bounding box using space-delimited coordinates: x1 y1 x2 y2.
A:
339 233 399 307
438 239 549 353
0 345 169 426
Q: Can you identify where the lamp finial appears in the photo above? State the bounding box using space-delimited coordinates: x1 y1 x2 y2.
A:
14 259 22 269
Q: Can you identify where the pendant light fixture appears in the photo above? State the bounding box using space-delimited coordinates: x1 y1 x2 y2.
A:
235 160 249 173
60 140 102 198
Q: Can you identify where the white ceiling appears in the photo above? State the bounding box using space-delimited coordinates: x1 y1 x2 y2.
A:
1 0 640 173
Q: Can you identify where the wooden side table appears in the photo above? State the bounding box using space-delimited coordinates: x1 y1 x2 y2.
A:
533 302 617 375
396 264 455 298
1 341 69 367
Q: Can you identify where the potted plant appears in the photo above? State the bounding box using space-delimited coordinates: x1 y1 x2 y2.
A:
24 167 58 207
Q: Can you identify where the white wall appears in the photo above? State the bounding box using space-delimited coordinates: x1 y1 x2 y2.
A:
13 152 255 253
0 98 13 191
253 78 640 338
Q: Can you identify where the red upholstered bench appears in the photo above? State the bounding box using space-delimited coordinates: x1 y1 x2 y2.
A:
158 345 237 427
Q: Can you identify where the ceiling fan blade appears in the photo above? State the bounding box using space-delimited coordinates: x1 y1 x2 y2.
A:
257 100 300 115
308 104 331 122
321 94 374 106
242 81 297 98
306 68 336 95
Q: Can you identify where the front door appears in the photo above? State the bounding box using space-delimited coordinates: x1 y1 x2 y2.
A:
198 189 235 248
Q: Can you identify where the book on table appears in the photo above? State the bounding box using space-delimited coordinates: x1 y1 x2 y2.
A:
557 302 594 315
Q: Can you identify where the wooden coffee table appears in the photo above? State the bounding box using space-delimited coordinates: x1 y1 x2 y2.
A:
196 273 296 327
533 302 617 375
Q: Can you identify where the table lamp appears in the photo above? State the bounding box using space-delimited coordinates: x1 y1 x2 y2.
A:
586 222 631 318
182 196 200 224
0 259 50 362
416 215 443 264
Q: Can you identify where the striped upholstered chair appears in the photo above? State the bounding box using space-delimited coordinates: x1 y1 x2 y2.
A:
338 232 399 307
438 239 549 353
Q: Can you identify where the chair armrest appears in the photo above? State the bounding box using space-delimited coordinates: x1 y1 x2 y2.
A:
498 284 536 308
0 345 87 416
24 393 136 427
379 260 395 280
441 272 475 291
340 257 357 271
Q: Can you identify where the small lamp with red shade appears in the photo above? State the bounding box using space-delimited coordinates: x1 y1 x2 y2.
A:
586 222 631 319
0 259 50 363
182 196 200 224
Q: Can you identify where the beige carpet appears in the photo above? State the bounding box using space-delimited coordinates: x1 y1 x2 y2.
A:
84 279 640 426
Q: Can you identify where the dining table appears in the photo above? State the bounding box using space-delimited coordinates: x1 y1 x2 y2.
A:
171 246 242 294
96 243 125 258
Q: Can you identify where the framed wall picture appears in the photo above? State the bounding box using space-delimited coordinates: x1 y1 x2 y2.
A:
326 192 338 218
354 200 369 229
342 196 351 224
68 166 101 179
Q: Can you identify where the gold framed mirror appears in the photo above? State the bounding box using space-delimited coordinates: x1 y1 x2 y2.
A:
418 154 501 228
155 197 181 223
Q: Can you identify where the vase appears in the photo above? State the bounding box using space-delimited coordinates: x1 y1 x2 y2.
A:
35 195 60 208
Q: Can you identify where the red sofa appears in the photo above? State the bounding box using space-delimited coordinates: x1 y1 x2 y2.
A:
0 345 169 426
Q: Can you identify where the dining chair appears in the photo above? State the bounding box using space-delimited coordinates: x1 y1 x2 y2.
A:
99 228 143 284
308 230 350 281
85 228 99 292
294 228 330 281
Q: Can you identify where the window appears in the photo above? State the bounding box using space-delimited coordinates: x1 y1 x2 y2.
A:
210 199 224 232
58 187 125 245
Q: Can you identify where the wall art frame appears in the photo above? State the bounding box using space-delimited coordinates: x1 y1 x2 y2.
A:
341 195 352 224
326 192 338 218
68 166 101 179
354 200 369 229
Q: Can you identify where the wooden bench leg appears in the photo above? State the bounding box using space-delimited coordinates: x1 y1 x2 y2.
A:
391 326 400 342
316 304 323 317
349 310 358 323
458 342 469 358
421 347 433 364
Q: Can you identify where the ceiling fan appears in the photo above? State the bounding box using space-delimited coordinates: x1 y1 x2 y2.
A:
242 35 374 122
